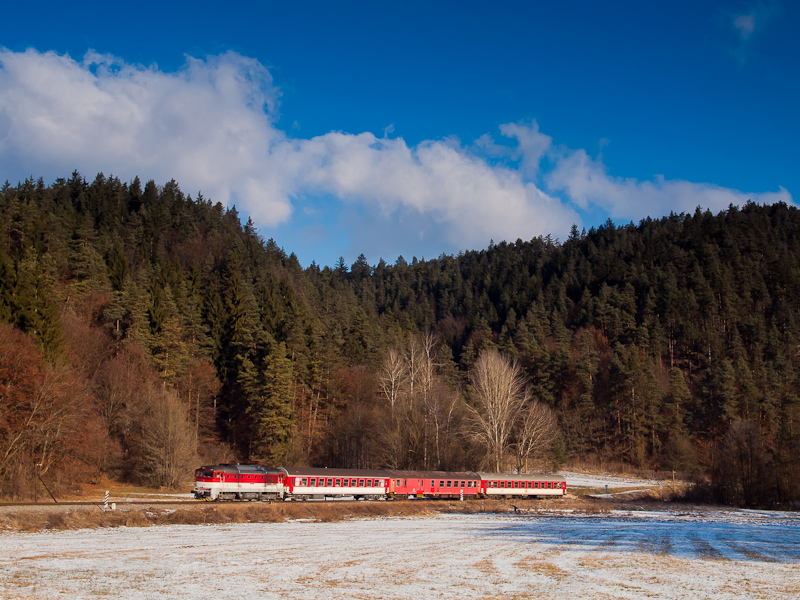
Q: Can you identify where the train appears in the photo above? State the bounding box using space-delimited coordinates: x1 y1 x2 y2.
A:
192 464 567 501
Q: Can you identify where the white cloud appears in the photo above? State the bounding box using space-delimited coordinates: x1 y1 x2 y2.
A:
498 121 552 179
545 146 792 221
0 48 293 221
724 2 782 65
289 130 574 249
0 49 793 261
0 49 578 253
733 14 756 39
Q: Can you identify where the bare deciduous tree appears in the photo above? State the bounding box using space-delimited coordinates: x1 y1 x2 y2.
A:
513 400 558 473
467 350 529 472
378 332 467 470
379 347 407 420
139 389 198 489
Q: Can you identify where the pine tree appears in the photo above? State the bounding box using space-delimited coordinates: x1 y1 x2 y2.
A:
246 342 296 461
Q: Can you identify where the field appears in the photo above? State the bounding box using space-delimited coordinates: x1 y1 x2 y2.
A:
1 503 798 599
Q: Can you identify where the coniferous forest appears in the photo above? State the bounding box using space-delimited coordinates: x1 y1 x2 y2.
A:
1 172 799 506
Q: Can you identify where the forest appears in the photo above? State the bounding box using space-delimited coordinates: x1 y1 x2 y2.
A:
1 171 799 506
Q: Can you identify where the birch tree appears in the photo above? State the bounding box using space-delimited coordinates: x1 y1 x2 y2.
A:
467 349 529 472
513 400 558 473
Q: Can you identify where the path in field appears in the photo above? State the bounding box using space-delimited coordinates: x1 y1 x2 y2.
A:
1 509 798 599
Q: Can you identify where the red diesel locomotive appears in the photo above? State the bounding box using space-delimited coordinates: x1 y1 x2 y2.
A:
192 464 566 501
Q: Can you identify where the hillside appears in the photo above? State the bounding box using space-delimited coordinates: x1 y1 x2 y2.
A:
1 172 798 505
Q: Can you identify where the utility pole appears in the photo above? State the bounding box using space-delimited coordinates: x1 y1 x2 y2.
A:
33 463 40 503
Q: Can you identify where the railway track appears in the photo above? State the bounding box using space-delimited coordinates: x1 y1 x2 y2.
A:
0 497 393 514
0 500 199 507
0 499 204 515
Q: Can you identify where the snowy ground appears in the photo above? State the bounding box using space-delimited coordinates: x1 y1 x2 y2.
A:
1 508 798 599
560 470 667 490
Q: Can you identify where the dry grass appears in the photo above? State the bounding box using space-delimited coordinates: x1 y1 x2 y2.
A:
515 554 568 579
0 493 657 534
0 499 454 533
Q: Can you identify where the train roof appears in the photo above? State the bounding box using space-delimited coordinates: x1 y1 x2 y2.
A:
477 472 566 482
198 464 281 474
278 467 392 478
388 470 481 480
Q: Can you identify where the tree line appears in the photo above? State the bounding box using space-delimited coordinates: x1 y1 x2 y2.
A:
1 172 798 505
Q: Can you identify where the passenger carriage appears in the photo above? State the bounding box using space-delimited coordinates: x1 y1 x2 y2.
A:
388 470 482 499
279 467 390 500
479 473 566 498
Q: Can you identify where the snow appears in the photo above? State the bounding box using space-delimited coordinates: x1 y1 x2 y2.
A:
1 508 798 599
559 470 666 489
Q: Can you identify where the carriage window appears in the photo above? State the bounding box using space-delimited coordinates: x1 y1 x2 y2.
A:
326 478 333 486
491 481 497 488
310 478 317 486
366 479 372 487
513 481 519 489
547 482 552 489
440 480 445 487
396 479 401 486
343 479 350 487
535 482 539 489
460 481 465 488
335 478 341 486
301 478 308 486
445 480 451 488
358 479 365 486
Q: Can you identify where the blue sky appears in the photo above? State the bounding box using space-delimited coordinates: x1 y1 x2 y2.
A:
0 1 797 267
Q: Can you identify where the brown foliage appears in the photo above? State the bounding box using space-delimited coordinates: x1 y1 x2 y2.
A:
0 323 98 497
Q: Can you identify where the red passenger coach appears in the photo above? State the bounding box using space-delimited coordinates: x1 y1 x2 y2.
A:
389 471 482 499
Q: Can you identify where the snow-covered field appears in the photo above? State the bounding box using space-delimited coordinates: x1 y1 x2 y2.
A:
1 508 798 599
